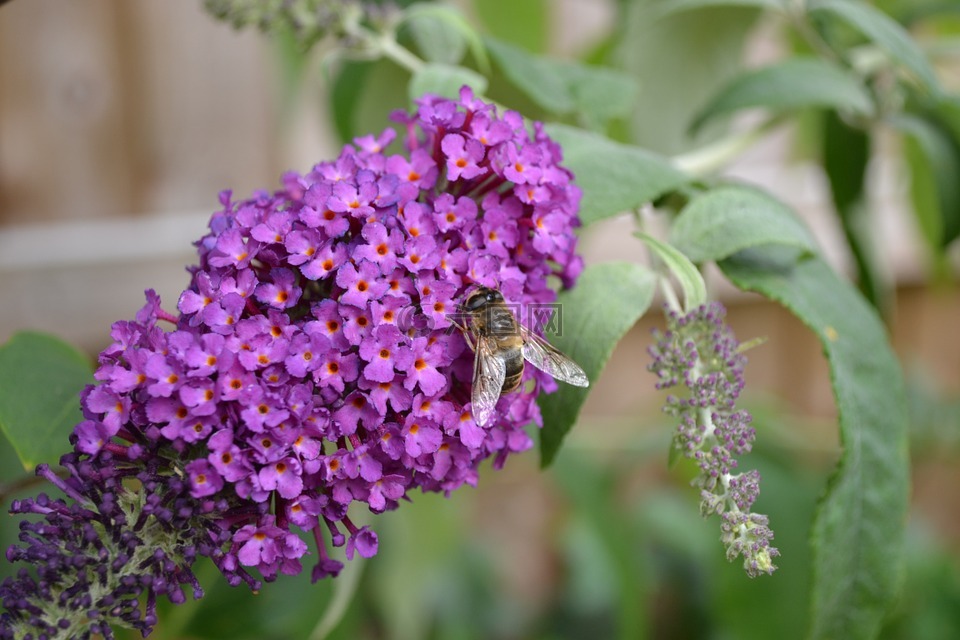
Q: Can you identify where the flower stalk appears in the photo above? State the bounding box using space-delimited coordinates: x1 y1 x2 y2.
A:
648 302 779 577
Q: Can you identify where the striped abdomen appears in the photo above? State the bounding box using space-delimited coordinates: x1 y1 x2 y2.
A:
500 348 524 394
484 304 524 394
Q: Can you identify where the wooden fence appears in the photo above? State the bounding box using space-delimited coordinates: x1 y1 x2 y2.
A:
1 0 956 426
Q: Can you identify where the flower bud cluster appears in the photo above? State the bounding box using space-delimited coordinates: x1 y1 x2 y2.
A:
204 0 367 49
648 302 778 577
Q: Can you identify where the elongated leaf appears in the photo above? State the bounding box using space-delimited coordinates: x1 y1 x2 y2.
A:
485 37 575 114
669 184 818 262
554 456 652 638
822 110 887 310
691 58 875 133
719 249 908 640
937 95 960 140
474 0 547 54
932 98 960 247
617 2 761 154
403 3 490 71
408 63 488 102
538 262 657 467
809 0 941 95
822 111 868 215
893 113 960 251
329 60 373 143
0 332 92 470
405 12 467 65
649 0 783 19
554 62 640 130
329 58 410 144
485 37 639 128
636 233 708 312
544 124 689 225
272 26 310 119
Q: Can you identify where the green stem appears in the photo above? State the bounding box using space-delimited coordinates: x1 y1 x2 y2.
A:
308 557 365 640
0 471 56 506
660 279 682 314
790 1 842 65
376 32 425 74
671 117 784 176
345 20 424 74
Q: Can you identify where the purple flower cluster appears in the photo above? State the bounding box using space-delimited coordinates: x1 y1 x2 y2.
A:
648 302 778 577
1 84 583 639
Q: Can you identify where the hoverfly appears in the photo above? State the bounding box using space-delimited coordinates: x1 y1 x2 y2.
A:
454 286 589 426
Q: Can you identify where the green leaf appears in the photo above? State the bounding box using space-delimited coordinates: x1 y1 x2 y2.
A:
538 262 657 467
473 0 547 54
809 0 942 95
329 60 373 144
648 0 784 20
544 124 689 225
937 95 960 140
484 37 639 128
555 61 641 130
408 63 488 102
615 3 761 154
271 26 310 120
485 37 575 114
405 12 466 66
636 233 708 312
822 111 869 214
893 112 960 251
822 110 888 311
933 97 960 247
666 437 684 468
669 184 819 262
0 332 92 470
328 58 409 144
553 456 652 637
719 249 908 640
690 58 875 133
403 3 490 71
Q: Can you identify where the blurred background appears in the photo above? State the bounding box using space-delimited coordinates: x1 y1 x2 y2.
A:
1 0 959 638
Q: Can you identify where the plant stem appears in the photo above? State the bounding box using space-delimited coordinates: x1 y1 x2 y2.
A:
672 117 784 176
308 556 365 640
377 32 425 74
0 469 68 506
344 19 424 74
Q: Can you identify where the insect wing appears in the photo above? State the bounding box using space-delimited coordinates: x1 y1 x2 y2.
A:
521 327 589 387
471 337 507 426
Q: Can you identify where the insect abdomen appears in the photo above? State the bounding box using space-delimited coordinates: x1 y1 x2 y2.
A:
500 348 524 393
